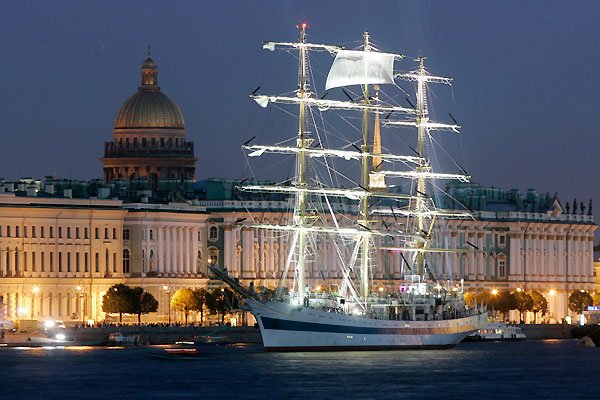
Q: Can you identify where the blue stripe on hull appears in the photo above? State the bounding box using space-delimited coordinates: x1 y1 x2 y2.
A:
260 316 471 335
264 344 456 352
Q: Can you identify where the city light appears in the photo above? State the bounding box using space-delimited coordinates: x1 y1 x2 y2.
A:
32 286 40 294
549 289 556 296
491 289 498 296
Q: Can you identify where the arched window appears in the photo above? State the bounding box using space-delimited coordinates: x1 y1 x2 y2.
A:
123 249 130 274
209 226 218 241
208 247 219 266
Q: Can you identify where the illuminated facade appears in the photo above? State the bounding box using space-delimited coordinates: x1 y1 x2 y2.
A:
0 52 595 326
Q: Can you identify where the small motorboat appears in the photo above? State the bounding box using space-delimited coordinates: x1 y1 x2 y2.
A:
464 322 526 342
164 348 199 355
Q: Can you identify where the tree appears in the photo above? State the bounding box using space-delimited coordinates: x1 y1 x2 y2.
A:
513 291 534 323
593 292 600 306
102 284 135 323
206 288 238 324
568 290 593 315
129 287 159 324
529 291 548 323
495 291 517 321
192 288 208 324
170 288 196 324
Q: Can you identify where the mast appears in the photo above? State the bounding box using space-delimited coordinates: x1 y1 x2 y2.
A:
360 31 372 299
415 56 430 277
294 22 311 298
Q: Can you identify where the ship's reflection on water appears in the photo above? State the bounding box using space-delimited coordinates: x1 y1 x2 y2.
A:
2 340 598 399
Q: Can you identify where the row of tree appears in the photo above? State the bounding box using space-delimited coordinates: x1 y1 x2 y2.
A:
465 289 597 322
101 284 238 324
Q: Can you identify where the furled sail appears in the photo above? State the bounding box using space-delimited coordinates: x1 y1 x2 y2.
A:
325 50 395 90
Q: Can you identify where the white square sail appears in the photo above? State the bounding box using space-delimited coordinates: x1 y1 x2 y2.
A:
325 50 395 91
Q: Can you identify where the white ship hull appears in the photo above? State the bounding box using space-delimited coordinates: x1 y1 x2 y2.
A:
247 298 489 351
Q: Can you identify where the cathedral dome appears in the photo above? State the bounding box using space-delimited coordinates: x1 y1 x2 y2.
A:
114 91 185 130
114 52 185 130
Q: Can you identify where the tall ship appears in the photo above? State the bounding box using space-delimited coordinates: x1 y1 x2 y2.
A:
210 24 488 351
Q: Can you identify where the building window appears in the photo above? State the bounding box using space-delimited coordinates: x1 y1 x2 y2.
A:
141 249 146 272
0 226 2 237
58 252 63 272
123 229 130 241
32 252 36 272
32 226 36 238
113 253 117 273
197 230 201 241
499 234 506 248
84 227 89 239
76 252 80 273
49 226 54 238
15 226 20 237
209 226 218 241
123 249 130 274
150 229 154 241
104 228 109 240
41 251 45 272
23 226 27 238
498 259 506 277
95 228 99 239
58 227 62 238
41 226 45 238
24 251 27 272
208 247 219 266
76 227 80 239
85 252 89 273
113 228 117 240
67 227 72 239
14 248 19 274
50 252 54 272
67 252 71 272
95 253 99 273
6 226 10 237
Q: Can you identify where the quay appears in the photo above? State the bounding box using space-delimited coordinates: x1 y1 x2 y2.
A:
0 325 263 347
0 324 575 347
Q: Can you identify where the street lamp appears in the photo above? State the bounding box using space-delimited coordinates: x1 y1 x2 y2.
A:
31 286 40 319
162 284 171 324
76 283 87 327
490 289 498 320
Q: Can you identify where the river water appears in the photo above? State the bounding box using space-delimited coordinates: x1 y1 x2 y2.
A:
2 340 596 399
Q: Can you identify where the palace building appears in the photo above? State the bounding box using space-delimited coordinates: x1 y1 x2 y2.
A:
0 53 596 325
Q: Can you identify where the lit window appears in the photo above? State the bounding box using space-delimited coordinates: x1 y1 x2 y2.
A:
209 226 218 241
123 249 130 274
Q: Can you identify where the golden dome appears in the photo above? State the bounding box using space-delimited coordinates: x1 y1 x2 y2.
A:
114 53 185 130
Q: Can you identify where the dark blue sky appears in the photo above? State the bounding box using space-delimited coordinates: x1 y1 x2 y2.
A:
1 1 598 209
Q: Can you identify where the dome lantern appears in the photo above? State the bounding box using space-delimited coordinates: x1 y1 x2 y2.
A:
140 46 159 91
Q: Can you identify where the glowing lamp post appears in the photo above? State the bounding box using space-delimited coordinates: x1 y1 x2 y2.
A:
31 286 40 318
163 284 171 324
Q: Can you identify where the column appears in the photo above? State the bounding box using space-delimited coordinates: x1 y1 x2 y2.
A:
171 227 177 275
192 227 199 275
165 226 171 275
157 227 164 274
185 227 191 275
177 227 184 274
224 226 233 272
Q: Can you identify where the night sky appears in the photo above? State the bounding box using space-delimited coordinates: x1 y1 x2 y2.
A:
1 1 599 212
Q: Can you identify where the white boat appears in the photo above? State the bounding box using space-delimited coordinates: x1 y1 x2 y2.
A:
210 24 488 351
465 322 526 342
